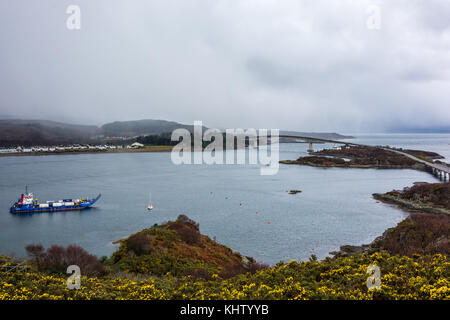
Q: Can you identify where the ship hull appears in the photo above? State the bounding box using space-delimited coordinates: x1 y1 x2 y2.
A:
9 194 101 214
10 205 92 214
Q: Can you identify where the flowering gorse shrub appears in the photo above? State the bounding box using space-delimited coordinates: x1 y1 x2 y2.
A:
1 252 449 300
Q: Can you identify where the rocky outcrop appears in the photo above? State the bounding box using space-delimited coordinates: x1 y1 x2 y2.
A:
329 244 373 258
373 193 450 215
280 146 433 171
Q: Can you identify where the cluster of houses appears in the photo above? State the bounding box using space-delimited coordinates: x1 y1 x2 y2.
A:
0 142 145 154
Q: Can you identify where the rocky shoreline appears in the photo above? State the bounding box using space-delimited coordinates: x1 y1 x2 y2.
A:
331 182 450 258
280 158 427 171
372 193 450 215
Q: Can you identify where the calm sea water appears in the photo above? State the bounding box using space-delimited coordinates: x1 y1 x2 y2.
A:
0 134 448 265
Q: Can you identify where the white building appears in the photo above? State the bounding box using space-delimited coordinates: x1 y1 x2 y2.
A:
129 142 144 149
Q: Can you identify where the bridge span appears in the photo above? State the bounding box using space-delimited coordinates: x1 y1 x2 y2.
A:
276 134 361 152
383 148 450 182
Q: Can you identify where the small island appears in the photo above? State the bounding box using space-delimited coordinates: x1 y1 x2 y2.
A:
280 145 442 171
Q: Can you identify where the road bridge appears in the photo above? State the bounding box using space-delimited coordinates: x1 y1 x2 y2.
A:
275 134 361 152
383 148 450 182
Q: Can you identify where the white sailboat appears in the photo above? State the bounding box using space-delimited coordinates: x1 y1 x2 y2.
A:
147 192 153 211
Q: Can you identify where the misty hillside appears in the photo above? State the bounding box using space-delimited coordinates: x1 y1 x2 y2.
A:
0 119 354 147
101 119 201 137
0 119 204 147
0 120 101 147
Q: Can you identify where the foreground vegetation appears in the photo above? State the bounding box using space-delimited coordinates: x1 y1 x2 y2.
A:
1 212 449 300
372 213 450 256
1 252 449 300
109 215 266 279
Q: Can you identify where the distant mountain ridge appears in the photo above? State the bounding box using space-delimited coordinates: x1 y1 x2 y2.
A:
101 119 201 137
0 120 101 147
0 118 353 147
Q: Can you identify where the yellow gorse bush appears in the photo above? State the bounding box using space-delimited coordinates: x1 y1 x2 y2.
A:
0 251 449 300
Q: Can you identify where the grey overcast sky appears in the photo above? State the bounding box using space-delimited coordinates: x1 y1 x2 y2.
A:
0 0 450 132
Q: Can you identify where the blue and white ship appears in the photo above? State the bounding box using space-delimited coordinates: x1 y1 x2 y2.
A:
10 188 101 214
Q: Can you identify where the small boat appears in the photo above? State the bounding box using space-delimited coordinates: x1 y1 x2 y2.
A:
10 187 101 214
147 192 153 211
